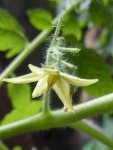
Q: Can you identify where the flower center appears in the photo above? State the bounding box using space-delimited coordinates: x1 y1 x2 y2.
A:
47 74 58 88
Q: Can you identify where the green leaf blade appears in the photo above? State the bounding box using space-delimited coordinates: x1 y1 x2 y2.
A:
0 9 27 58
0 9 23 34
27 9 53 30
76 49 113 96
8 83 31 110
63 16 82 41
89 1 113 27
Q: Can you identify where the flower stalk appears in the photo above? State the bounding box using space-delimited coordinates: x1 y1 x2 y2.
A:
42 89 50 114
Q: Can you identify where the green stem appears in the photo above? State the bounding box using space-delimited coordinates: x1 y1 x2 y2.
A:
42 89 50 114
0 93 113 139
50 19 62 47
56 37 63 69
69 120 113 149
58 47 81 53
0 0 82 83
46 19 62 65
57 53 61 69
53 56 77 69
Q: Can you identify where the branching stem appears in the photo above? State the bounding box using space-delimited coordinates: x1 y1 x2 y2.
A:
0 93 113 142
0 0 82 83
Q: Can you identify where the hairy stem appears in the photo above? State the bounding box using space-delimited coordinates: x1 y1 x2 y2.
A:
50 19 62 47
0 93 113 139
46 19 62 65
0 0 82 83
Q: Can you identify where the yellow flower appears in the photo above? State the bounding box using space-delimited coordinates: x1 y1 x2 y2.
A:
3 64 99 112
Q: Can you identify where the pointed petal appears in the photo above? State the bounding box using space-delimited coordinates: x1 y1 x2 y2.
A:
32 75 48 98
53 77 74 112
2 73 40 84
60 72 99 87
28 64 44 75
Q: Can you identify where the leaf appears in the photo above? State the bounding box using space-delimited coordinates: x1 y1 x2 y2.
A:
76 49 113 96
0 9 23 33
12 146 22 150
89 0 113 26
0 83 42 125
1 110 22 125
27 9 53 30
0 31 27 58
8 83 31 110
0 9 27 58
49 0 65 9
102 0 109 5
1 101 42 125
64 38 113 97
22 101 42 118
63 16 82 41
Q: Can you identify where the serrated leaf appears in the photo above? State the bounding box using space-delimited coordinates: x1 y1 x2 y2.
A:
1 101 42 125
1 110 22 125
63 16 82 41
27 9 52 30
0 9 27 58
0 9 23 33
22 101 42 117
89 0 113 26
0 83 42 125
64 40 113 97
0 31 27 58
76 49 113 96
8 83 31 110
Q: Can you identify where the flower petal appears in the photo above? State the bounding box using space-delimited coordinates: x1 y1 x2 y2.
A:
2 73 40 84
32 75 48 98
53 77 74 112
60 72 99 87
42 68 59 75
28 64 44 75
